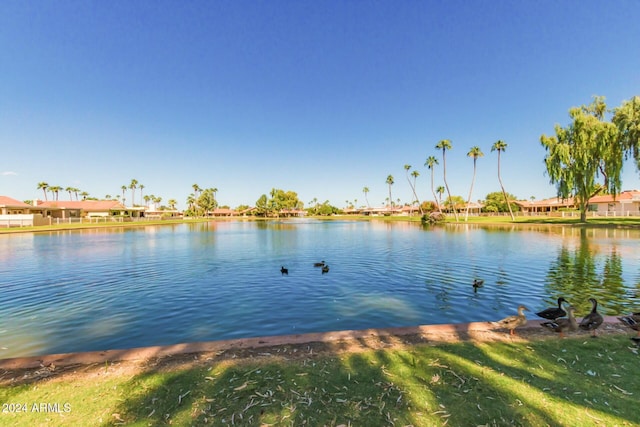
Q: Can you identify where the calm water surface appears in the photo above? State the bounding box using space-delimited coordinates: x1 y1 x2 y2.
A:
1 220 639 358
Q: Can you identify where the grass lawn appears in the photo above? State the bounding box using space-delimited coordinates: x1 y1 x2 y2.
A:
2 333 639 426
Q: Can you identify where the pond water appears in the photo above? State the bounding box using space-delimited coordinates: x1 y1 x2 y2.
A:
1 220 639 358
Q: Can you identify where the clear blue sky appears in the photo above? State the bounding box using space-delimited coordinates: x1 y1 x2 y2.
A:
2 1 639 209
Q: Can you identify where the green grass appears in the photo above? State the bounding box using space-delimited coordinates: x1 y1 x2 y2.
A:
2 335 639 426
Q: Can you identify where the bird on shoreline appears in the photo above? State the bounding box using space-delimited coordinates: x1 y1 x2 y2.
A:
491 305 528 336
579 298 604 338
542 306 578 338
617 312 640 336
280 266 288 275
536 297 568 320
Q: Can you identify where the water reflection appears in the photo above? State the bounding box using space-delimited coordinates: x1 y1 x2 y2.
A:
544 228 630 315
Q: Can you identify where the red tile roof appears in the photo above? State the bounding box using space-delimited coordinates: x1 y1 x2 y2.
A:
588 190 640 204
0 196 32 207
37 200 127 211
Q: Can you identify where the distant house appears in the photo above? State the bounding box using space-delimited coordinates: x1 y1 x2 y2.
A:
35 200 129 218
211 208 236 217
0 196 48 227
588 190 640 216
0 196 33 215
514 197 576 214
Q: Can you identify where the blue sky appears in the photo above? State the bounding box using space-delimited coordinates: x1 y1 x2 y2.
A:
1 1 639 209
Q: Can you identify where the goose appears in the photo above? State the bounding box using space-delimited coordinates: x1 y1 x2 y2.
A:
536 297 568 320
542 306 578 337
280 266 288 275
579 298 604 337
491 305 528 336
617 312 640 336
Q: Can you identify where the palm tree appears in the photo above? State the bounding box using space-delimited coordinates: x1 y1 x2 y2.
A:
435 139 458 221
410 170 423 214
404 165 422 215
144 195 151 207
362 187 370 208
73 188 80 200
436 185 445 208
386 175 394 210
80 191 89 200
168 199 177 210
424 156 440 213
121 185 127 205
105 194 112 200
129 179 138 206
139 184 144 206
65 187 74 200
49 185 62 201
37 182 49 201
491 140 515 220
192 184 201 198
465 146 484 221
212 187 218 204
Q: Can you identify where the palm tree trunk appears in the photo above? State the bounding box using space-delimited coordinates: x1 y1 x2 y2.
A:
465 161 477 221
443 152 459 221
497 152 515 220
430 169 440 213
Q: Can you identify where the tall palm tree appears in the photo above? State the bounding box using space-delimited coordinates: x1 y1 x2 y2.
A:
80 191 89 200
37 182 49 201
491 140 515 220
386 175 394 210
129 179 138 206
424 156 440 212
65 187 74 200
192 184 201 198
121 185 127 205
436 186 445 208
139 184 144 206
411 170 423 215
168 199 177 210
49 185 62 201
73 188 80 200
435 139 458 221
362 187 370 208
404 165 422 215
465 146 484 221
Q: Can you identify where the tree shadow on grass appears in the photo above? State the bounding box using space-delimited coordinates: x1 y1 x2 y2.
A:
2 326 638 426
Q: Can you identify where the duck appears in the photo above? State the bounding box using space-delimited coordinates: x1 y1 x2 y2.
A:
321 264 330 274
579 298 604 337
280 266 288 275
472 279 484 292
617 312 640 336
491 305 528 336
535 297 568 320
313 261 326 267
542 306 578 337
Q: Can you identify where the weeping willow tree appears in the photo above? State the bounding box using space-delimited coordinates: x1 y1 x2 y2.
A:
540 96 622 222
613 95 640 170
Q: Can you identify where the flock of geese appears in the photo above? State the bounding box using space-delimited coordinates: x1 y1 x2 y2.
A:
281 261 329 276
492 294 640 345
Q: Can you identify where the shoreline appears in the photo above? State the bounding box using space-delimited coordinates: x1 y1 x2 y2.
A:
2 215 640 235
0 316 628 370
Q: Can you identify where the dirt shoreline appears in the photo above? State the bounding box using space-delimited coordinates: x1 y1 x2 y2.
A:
0 317 631 371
